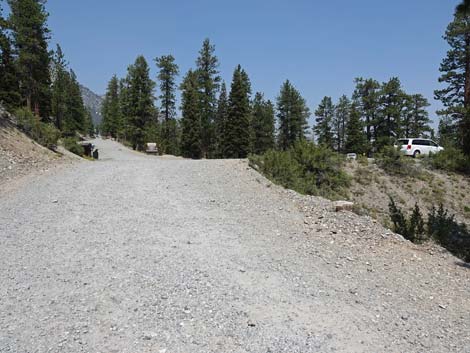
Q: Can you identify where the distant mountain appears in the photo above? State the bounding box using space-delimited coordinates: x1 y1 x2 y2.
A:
80 84 103 126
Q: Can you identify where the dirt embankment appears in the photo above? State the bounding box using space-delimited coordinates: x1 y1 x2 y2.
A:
0 108 74 192
346 160 470 227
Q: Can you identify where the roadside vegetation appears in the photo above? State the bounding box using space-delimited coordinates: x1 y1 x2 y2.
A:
249 141 350 200
389 198 470 262
0 1 93 156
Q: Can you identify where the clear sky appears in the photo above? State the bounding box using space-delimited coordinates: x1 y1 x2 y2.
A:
46 0 457 125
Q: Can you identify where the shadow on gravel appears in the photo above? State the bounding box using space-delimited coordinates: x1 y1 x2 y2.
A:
455 261 470 269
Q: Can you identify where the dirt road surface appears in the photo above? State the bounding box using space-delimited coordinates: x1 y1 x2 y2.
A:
1 139 469 353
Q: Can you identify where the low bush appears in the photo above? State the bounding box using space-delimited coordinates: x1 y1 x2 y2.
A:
63 137 84 156
428 205 470 262
389 198 427 243
249 141 350 200
389 198 470 262
15 107 60 149
423 147 470 175
375 145 418 176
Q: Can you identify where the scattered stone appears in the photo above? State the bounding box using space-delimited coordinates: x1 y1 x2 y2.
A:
334 201 354 212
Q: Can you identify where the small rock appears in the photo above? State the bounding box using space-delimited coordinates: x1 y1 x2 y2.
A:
334 201 354 212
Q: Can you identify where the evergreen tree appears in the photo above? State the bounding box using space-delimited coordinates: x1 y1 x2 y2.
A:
402 94 431 137
123 56 156 150
344 103 367 154
437 115 458 147
223 65 252 158
118 78 131 140
376 77 405 141
8 0 51 117
435 13 470 156
180 69 202 159
314 96 335 148
155 54 179 155
50 44 68 131
214 81 228 157
83 110 94 136
63 69 87 134
456 0 470 16
0 4 21 109
196 38 221 157
277 80 310 150
353 78 380 145
101 75 121 138
333 95 350 152
252 92 275 154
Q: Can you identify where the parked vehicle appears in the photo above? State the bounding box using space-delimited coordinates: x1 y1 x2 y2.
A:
395 138 444 157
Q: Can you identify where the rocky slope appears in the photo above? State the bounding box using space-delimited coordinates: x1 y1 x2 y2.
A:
80 84 103 126
346 160 470 227
0 106 73 192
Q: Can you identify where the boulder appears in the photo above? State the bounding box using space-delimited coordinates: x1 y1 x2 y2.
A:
334 201 354 212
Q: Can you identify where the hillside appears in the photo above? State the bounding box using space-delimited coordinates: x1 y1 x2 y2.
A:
0 106 72 191
79 84 103 126
346 160 470 228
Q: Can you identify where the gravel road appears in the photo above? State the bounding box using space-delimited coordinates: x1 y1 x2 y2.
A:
0 139 469 353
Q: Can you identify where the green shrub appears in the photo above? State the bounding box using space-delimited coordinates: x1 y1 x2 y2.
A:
423 147 470 175
249 141 350 200
428 205 470 262
15 107 60 149
375 145 418 176
389 199 470 261
63 137 84 156
388 198 427 243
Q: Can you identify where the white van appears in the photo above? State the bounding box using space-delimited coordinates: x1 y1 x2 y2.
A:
395 138 444 157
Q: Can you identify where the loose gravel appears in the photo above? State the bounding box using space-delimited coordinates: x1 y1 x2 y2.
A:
0 139 469 353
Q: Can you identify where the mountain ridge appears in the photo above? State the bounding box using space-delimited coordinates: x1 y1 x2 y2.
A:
79 84 103 127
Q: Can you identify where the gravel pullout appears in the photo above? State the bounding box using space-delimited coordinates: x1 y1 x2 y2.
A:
0 139 469 353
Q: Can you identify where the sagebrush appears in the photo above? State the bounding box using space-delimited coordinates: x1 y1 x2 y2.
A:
249 141 350 200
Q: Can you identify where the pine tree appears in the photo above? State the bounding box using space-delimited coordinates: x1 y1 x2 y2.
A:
155 55 179 154
8 0 51 117
376 77 406 145
435 13 470 156
456 0 470 16
101 75 121 138
50 44 69 131
437 115 458 147
180 69 202 159
0 4 21 110
118 78 131 140
196 38 221 157
63 69 87 134
252 92 275 154
123 56 156 150
277 80 310 150
314 96 335 148
83 110 94 136
223 65 252 158
214 81 228 157
333 95 351 152
344 103 367 154
353 78 380 145
402 94 431 137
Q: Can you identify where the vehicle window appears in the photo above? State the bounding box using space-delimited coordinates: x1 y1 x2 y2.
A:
412 139 429 146
430 141 438 147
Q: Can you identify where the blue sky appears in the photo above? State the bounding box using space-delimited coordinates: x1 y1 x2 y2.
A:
46 0 457 125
